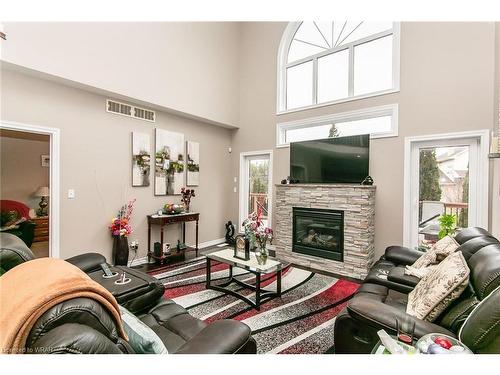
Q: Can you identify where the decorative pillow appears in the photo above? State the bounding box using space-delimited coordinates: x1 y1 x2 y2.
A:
119 306 168 354
410 235 459 270
406 251 469 322
0 210 19 227
404 264 437 279
0 216 27 232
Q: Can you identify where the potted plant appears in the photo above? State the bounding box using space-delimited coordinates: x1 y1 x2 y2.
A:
438 214 457 239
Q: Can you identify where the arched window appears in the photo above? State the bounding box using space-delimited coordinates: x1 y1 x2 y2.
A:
277 22 400 112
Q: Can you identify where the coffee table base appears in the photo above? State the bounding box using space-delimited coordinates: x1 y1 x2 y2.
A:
205 258 282 310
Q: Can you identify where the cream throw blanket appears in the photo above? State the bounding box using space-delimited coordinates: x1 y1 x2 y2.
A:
0 258 128 354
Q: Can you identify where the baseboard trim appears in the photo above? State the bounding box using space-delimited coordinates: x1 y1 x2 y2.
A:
128 256 148 267
127 237 226 267
196 237 226 249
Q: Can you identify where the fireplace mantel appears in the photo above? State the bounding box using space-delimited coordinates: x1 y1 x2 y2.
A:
275 184 376 280
275 183 376 189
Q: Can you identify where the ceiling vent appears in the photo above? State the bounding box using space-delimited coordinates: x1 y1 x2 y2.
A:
106 99 155 122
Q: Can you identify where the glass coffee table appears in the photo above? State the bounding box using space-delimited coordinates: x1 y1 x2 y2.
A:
205 248 284 310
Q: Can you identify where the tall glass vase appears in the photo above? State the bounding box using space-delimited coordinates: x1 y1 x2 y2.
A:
255 244 268 265
113 235 129 266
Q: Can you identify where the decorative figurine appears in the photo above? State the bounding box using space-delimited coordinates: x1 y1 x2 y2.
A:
361 175 374 185
163 243 171 255
176 240 187 251
225 221 236 245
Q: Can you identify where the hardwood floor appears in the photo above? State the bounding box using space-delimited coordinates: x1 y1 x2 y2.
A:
30 240 49 258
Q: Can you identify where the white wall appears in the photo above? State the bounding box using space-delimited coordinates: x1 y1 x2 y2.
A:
1 68 234 261
0 135 50 209
230 22 498 259
1 22 241 127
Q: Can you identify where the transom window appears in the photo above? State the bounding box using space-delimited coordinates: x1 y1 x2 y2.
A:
278 22 400 112
276 104 398 147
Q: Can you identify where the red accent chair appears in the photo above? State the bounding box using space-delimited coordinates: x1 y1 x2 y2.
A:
0 200 35 247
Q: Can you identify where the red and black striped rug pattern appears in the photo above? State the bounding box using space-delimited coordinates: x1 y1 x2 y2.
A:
148 251 360 354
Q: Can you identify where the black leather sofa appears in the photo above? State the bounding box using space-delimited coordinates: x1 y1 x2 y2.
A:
334 227 500 354
0 233 257 354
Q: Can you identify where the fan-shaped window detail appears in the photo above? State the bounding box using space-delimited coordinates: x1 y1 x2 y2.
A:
278 22 400 112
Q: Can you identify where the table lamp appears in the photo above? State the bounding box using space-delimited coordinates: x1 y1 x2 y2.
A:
35 186 50 216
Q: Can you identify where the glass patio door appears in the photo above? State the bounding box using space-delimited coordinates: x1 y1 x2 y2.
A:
406 136 481 249
239 151 273 230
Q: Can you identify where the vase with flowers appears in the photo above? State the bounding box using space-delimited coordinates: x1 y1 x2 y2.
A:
181 187 195 212
242 208 273 265
109 199 136 265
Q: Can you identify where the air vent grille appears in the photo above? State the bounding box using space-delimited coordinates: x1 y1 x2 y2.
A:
106 99 155 122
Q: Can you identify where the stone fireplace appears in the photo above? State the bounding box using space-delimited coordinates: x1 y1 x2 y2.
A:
275 184 376 280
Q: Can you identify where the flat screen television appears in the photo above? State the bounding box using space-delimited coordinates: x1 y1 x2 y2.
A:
290 134 370 184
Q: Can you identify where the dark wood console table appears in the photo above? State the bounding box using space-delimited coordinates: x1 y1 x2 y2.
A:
147 212 199 263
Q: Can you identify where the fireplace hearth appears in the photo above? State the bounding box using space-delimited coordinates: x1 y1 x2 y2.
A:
293 207 344 261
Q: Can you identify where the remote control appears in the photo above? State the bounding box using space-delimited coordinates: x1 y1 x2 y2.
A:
100 263 114 277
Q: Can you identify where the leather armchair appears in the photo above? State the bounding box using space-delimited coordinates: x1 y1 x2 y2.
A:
0 200 36 247
363 227 499 293
0 233 36 275
23 296 256 354
334 228 500 353
0 234 165 315
1 233 257 354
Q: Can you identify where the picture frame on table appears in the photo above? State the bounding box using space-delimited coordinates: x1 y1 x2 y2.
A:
233 234 250 261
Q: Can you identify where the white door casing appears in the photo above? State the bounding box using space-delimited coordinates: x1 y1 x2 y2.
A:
239 150 273 232
0 121 61 258
403 130 489 248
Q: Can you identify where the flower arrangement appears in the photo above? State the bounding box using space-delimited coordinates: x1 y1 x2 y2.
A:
242 208 273 251
181 187 195 212
134 151 150 169
109 199 136 237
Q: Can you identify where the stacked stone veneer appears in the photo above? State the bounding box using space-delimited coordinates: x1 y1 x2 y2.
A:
275 184 376 280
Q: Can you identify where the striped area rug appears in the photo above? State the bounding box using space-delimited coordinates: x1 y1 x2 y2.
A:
148 251 360 354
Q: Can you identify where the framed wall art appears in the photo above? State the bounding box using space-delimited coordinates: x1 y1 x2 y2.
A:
155 129 185 195
131 132 151 187
41 154 50 167
186 140 200 186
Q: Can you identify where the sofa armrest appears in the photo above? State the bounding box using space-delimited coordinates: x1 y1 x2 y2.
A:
66 252 107 273
347 297 455 339
175 320 256 354
387 267 420 288
29 323 125 354
384 246 424 266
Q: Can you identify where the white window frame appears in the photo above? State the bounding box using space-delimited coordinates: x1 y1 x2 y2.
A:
276 103 398 148
277 22 401 114
239 150 274 232
403 130 490 248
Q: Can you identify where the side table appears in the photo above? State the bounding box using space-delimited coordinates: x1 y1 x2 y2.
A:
32 216 49 242
147 212 199 263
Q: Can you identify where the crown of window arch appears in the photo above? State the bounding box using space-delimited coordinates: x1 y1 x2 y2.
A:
278 21 400 112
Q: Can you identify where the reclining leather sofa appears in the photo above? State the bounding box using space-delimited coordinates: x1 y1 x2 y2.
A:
334 227 500 354
0 233 257 354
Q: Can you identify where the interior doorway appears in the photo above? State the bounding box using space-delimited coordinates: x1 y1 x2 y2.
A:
0 121 60 258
